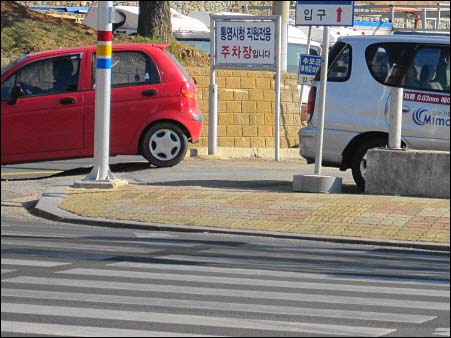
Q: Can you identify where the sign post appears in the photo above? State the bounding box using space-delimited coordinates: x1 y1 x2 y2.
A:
77 2 127 188
293 1 354 193
209 15 281 161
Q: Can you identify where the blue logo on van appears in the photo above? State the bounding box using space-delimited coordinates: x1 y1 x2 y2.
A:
413 108 450 127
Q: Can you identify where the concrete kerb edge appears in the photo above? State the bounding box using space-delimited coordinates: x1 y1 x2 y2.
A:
34 184 450 252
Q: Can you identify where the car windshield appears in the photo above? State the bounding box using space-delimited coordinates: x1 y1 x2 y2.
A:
1 55 29 76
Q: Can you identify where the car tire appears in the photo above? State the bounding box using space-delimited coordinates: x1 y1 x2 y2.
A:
141 122 188 168
351 137 387 192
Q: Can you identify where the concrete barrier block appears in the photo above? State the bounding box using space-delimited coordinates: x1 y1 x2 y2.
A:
366 148 450 199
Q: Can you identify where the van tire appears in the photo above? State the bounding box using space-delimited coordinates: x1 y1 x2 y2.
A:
141 122 188 168
351 137 387 192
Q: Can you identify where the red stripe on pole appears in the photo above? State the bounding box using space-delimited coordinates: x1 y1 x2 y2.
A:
97 31 113 41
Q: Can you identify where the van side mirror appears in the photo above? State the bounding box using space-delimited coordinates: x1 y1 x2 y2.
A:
7 85 23 105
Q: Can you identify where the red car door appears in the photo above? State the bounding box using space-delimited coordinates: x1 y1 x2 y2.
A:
1 55 85 163
84 48 165 155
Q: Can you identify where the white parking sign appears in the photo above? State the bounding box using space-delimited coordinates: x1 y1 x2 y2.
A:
295 1 354 26
298 54 322 85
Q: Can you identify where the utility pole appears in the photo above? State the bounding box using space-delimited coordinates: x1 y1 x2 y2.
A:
76 1 127 189
272 1 289 71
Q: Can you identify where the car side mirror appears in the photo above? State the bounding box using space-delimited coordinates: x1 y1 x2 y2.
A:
7 85 23 105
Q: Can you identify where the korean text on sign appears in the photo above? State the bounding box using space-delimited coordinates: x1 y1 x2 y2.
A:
299 55 322 76
298 54 322 85
216 21 276 66
295 1 354 26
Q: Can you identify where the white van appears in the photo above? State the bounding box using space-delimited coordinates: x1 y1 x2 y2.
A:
299 34 450 190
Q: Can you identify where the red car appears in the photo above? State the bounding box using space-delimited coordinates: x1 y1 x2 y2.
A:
1 43 203 167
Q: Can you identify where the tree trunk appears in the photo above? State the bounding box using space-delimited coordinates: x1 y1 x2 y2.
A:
137 1 172 43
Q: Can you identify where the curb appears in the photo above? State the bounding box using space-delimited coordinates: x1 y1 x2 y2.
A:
35 184 450 252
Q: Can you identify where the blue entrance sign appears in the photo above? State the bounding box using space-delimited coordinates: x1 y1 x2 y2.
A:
295 1 354 26
298 54 322 85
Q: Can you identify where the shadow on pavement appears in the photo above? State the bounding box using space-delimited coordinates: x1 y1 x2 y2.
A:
1 162 151 181
144 180 361 194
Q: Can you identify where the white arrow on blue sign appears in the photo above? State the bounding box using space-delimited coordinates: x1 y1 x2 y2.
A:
295 1 354 26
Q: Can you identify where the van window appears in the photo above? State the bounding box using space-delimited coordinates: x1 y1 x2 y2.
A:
328 43 351 81
287 43 307 73
92 51 160 88
366 43 416 87
315 42 351 82
405 46 450 93
366 43 450 93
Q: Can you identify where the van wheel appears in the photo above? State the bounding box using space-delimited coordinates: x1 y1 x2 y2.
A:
351 137 387 192
141 122 188 167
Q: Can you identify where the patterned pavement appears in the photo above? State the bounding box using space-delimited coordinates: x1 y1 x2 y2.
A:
59 184 450 244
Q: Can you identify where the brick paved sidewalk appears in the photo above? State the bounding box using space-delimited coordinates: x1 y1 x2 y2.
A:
59 184 450 244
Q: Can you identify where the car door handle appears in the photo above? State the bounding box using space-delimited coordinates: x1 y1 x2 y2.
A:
402 106 411 113
142 89 157 97
60 98 75 105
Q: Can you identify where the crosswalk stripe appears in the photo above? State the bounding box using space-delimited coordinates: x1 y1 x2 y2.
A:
2 288 436 324
1 239 162 253
2 259 69 267
241 244 450 262
108 261 451 287
159 254 448 278
58 268 450 297
4 276 449 310
2 303 396 336
206 247 451 264
1 269 16 274
1 321 218 337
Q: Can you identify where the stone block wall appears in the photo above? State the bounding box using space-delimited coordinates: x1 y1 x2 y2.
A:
186 67 303 149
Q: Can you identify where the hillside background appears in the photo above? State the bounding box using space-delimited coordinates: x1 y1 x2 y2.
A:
2 1 447 69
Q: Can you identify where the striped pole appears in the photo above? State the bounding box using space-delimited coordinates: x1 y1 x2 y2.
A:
85 1 114 181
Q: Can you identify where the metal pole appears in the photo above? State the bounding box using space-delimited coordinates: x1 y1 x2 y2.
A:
313 26 330 175
388 87 403 149
389 5 395 29
299 26 312 120
85 1 114 181
272 2 289 71
208 15 218 155
422 8 427 29
437 4 441 29
275 16 282 161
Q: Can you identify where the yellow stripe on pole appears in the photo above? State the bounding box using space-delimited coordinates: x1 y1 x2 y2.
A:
96 44 112 58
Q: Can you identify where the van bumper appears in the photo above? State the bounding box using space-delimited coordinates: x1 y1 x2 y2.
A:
299 126 316 164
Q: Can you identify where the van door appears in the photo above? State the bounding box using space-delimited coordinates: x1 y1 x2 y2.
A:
394 45 450 150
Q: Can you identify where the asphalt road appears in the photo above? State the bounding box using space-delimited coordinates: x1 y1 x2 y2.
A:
1 156 449 336
2 214 450 337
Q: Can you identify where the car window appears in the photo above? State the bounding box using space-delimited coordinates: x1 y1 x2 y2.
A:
365 43 415 87
405 46 450 92
314 42 351 82
1 75 16 101
92 51 160 88
287 43 307 74
366 42 449 93
2 55 80 99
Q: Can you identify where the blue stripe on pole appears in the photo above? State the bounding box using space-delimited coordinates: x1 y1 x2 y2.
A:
96 58 112 69
297 1 353 4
